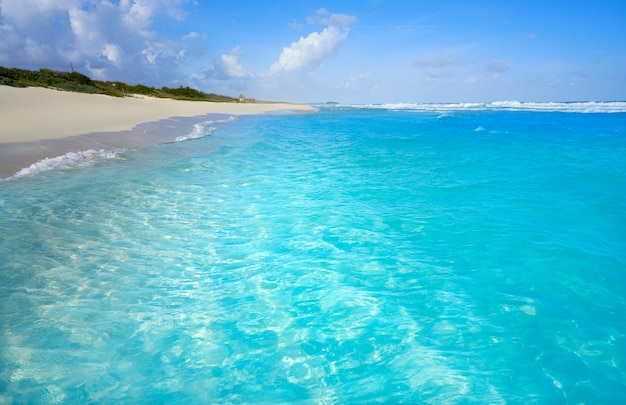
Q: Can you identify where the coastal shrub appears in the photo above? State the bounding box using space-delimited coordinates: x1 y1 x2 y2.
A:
161 86 207 99
55 81 101 94
68 71 93 86
0 67 48 85
37 69 59 85
93 81 125 97
204 93 238 102
0 76 27 87
157 86 237 102
0 66 15 79
127 84 156 95
94 81 129 97
0 67 22 81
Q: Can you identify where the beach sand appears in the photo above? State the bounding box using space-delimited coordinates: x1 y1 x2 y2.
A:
0 86 315 178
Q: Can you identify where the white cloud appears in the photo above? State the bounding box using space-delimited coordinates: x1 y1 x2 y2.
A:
121 0 188 31
269 9 356 76
0 0 78 66
69 7 105 45
101 43 123 65
85 61 106 80
1 0 81 25
269 26 348 75
207 46 248 79
221 47 247 78
0 0 192 83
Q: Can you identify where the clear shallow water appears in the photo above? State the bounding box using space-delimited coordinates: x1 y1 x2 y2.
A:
1 107 626 403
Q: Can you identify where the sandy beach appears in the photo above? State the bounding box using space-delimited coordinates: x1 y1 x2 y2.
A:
0 86 315 178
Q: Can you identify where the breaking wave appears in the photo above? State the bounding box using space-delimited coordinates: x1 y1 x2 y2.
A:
7 149 125 180
174 116 238 142
321 100 626 113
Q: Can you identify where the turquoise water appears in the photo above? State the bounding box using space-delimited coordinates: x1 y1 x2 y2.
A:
1 106 626 403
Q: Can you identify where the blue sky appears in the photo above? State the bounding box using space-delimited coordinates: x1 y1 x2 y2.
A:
1 0 625 103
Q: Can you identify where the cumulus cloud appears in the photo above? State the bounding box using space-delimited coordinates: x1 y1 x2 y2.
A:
0 0 77 66
270 26 348 75
121 0 188 31
101 43 123 66
0 0 193 83
207 46 249 79
270 9 356 75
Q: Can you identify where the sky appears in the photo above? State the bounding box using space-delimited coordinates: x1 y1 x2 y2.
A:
1 0 625 103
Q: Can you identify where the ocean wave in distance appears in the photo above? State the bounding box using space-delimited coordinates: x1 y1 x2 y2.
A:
319 101 626 113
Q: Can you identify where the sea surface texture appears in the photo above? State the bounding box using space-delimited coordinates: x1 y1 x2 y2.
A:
1 104 625 403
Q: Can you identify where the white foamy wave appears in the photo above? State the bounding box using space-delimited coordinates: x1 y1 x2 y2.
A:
8 149 124 180
320 101 626 113
174 116 238 142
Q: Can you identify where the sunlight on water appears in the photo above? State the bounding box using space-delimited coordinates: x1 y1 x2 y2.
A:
1 108 625 403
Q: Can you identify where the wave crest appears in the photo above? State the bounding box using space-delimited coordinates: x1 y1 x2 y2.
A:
174 116 238 142
320 101 626 113
7 149 124 180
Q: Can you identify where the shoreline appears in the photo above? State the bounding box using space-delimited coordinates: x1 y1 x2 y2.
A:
0 86 315 179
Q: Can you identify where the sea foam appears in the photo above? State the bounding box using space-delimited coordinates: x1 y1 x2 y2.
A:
323 100 626 113
7 149 124 180
174 116 238 142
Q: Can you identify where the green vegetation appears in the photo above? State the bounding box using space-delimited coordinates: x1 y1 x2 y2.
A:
160 86 236 102
0 66 238 102
0 75 26 87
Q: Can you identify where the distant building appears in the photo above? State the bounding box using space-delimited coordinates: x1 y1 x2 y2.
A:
239 93 245 102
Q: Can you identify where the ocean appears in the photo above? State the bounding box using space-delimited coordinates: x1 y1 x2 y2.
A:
1 102 625 403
